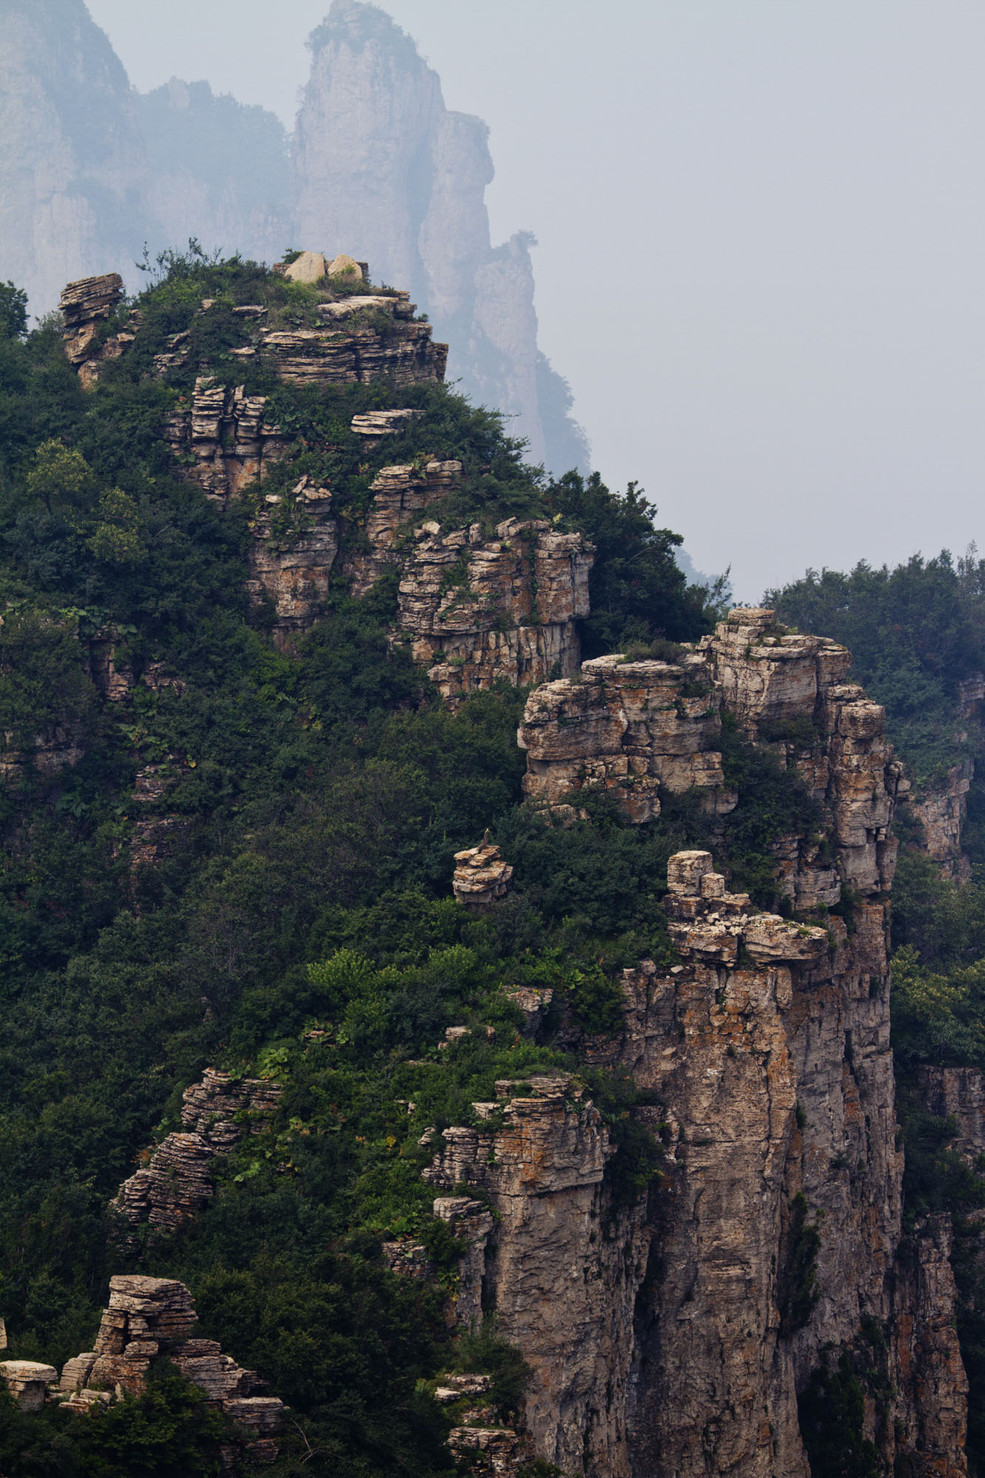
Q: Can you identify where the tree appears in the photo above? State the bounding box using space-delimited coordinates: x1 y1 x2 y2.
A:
0 282 28 341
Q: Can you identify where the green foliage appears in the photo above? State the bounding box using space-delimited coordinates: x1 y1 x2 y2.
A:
769 550 985 783
718 714 823 909
545 472 717 655
777 1193 820 1334
798 1331 890 1478
0 282 28 341
0 1363 228 1477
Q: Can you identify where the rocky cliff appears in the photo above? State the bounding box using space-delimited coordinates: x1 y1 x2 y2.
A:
416 610 969 1477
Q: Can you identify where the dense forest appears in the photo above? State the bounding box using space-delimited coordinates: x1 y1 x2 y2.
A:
1 253 984 1476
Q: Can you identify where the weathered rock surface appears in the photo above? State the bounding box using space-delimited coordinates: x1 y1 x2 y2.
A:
519 653 731 823
59 273 125 381
438 616 968 1478
908 760 973 879
165 377 288 505
110 1070 281 1247
245 477 339 648
345 457 463 599
60 1276 284 1439
0 1362 58 1411
916 1065 985 1164
425 1074 649 1475
452 839 513 907
395 517 593 703
521 609 903 909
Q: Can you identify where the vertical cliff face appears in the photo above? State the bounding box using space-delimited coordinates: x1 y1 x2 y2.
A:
293 0 588 473
429 611 969 1477
0 0 147 312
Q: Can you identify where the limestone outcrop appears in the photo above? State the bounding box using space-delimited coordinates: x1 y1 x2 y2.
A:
519 653 731 823
429 612 969 1478
110 1070 281 1248
245 477 339 648
424 1073 649 1476
520 608 903 909
423 845 967 1475
452 839 513 907
165 378 288 505
396 518 593 703
0 1361 58 1411
59 1276 283 1440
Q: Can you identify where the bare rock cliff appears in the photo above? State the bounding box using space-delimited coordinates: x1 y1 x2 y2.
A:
428 611 968 1477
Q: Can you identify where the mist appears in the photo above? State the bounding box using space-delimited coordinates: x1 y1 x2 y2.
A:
82 0 985 599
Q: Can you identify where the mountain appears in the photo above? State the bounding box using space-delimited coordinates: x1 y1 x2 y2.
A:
0 0 147 311
0 0 588 475
0 257 980 1476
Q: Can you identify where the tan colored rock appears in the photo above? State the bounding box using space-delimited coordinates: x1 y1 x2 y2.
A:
245 476 339 649
283 250 327 283
519 653 731 822
345 459 462 598
328 252 364 281
258 320 447 388
350 408 423 438
453 840 513 907
59 273 124 373
60 1277 284 1442
165 378 288 506
448 1426 529 1478
394 517 593 703
110 1069 281 1248
0 1361 57 1411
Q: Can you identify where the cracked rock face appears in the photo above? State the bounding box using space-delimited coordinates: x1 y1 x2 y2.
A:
520 609 903 909
452 840 513 907
519 654 730 822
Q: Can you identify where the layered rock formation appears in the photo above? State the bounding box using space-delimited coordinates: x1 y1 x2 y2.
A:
59 1276 283 1443
110 1070 281 1249
396 517 593 702
414 612 969 1477
521 608 901 910
452 838 513 907
165 377 288 504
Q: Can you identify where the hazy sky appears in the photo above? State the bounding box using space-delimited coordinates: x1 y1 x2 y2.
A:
84 0 985 600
